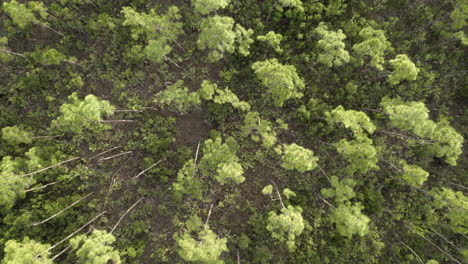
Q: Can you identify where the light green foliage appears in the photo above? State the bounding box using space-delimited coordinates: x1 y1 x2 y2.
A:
122 6 182 64
198 16 235 62
387 54 419 85
432 187 468 234
198 80 217 100
353 26 392 70
0 156 34 210
426 260 439 264
198 16 253 61
234 24 254 56
321 176 356 203
325 0 346 16
155 81 201 113
240 111 278 148
282 188 296 199
257 31 283 53
381 98 464 165
144 38 172 63
199 137 244 185
278 0 304 11
3 0 46 29
330 203 370 238
213 88 251 111
25 147 45 171
53 93 115 133
327 105 375 136
30 48 66 65
251 59 305 107
2 126 33 145
280 143 318 173
335 136 379 174
399 160 429 186
314 23 350 67
2 237 52 264
450 0 468 30
266 205 305 251
121 6 182 41
70 230 121 264
177 217 228 264
215 161 244 185
192 0 230 15
262 185 273 195
173 159 203 200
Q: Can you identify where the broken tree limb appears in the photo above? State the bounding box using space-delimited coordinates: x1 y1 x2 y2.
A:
87 146 122 160
110 198 144 234
31 192 94 226
99 151 133 162
133 158 165 179
36 211 106 258
18 157 81 177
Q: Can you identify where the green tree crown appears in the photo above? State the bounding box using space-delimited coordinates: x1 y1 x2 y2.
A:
251 58 305 107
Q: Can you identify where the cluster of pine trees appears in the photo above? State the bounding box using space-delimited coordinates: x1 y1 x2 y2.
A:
0 0 466 263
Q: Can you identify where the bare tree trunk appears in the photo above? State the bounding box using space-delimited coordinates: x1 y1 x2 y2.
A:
31 192 94 226
87 146 122 160
271 180 285 209
99 151 133 162
110 198 144 234
205 204 214 226
25 181 60 192
133 159 165 179
36 211 106 259
18 157 81 177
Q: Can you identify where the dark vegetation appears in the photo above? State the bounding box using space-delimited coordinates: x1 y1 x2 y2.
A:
0 0 467 263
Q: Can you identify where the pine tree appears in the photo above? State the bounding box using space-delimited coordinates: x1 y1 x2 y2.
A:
198 80 217 100
3 0 44 29
199 137 244 185
329 202 370 238
278 0 304 11
155 80 201 113
52 93 115 133
251 58 305 107
192 0 230 15
212 88 251 111
177 216 228 264
2 237 52 264
314 22 350 67
381 98 464 165
121 6 182 64
0 156 34 210
399 160 429 187
335 136 379 174
240 111 279 148
144 38 172 64
29 48 67 65
266 205 305 251
279 143 318 173
2 126 33 145
326 105 375 136
353 26 392 70
387 54 419 85
321 176 356 203
234 24 254 57
431 187 468 235
257 31 283 53
198 16 236 62
173 159 204 201
121 6 182 41
70 230 121 264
